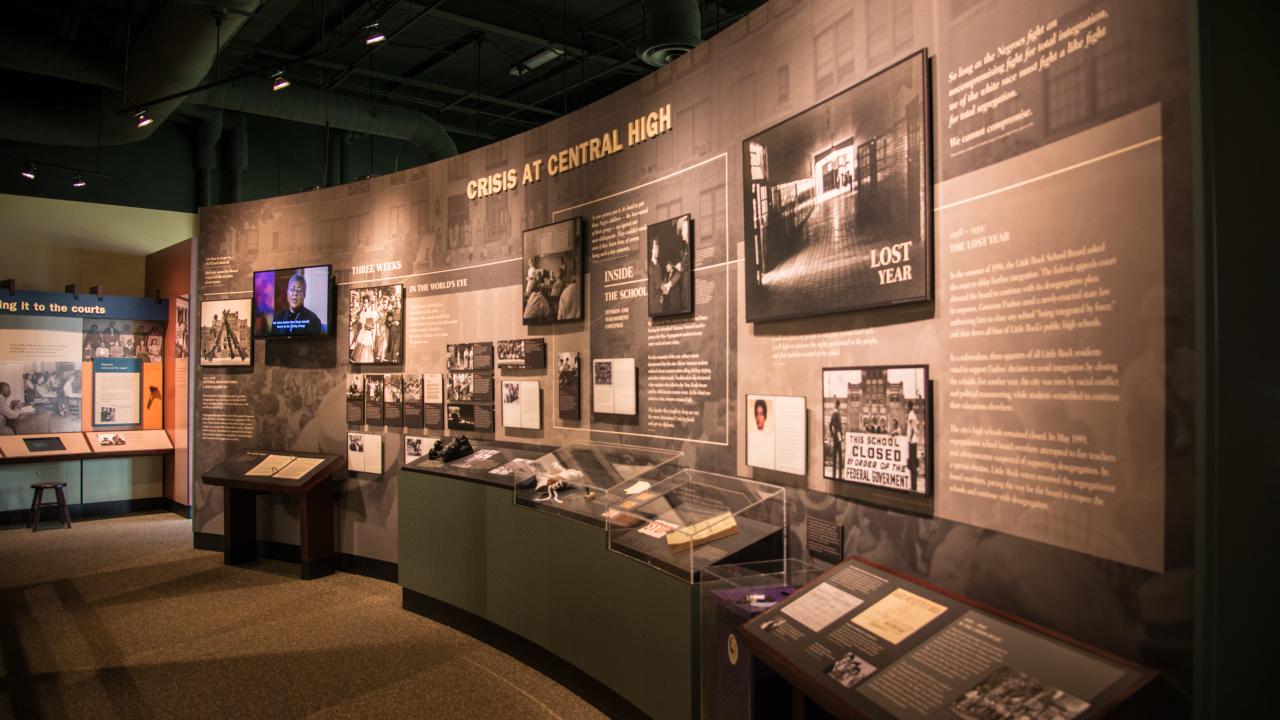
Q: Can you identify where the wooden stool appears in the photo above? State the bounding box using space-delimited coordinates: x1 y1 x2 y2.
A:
29 481 71 532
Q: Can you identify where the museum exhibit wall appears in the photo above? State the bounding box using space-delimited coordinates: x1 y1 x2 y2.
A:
0 291 171 513
194 0 1197 690
0 193 198 296
146 239 193 506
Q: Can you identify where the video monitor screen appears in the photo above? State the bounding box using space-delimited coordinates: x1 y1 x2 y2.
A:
252 266 333 337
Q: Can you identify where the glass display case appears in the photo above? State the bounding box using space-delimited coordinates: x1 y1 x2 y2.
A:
511 440 683 526
699 561 826 720
605 469 787 583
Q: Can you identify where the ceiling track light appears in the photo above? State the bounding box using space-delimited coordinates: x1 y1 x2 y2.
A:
20 163 36 180
365 23 385 45
72 173 86 188
509 47 567 77
271 69 291 91
135 110 154 128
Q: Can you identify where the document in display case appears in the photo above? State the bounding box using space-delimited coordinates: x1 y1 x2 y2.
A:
740 557 1156 720
606 469 786 583
512 440 683 526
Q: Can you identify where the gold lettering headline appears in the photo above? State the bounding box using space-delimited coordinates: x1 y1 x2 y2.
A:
467 103 673 201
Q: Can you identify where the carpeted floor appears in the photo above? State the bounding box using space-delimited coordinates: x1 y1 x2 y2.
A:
0 513 608 720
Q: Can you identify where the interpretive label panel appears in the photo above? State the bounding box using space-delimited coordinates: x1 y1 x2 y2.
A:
555 155 731 447
934 106 1165 570
92 357 141 426
744 558 1149 720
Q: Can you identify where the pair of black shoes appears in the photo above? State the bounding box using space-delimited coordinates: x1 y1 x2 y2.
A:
429 436 474 463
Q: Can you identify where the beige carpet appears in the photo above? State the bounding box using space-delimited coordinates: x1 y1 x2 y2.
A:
0 513 608 720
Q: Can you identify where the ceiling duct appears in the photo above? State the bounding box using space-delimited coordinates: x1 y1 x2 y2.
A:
637 0 701 67
0 1 262 146
190 81 457 161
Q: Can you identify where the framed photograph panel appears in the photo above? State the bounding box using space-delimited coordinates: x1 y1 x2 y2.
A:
522 217 583 324
742 50 932 322
199 298 252 367
646 214 694 317
821 364 931 496
347 284 404 365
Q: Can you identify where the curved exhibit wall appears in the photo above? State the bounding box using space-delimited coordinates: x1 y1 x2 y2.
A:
194 0 1196 688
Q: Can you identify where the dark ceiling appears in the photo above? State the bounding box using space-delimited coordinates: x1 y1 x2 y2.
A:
0 0 767 209
2 0 764 150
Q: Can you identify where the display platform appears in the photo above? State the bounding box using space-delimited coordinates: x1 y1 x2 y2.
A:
201 450 344 579
512 441 684 527
400 442 701 720
0 432 92 461
86 429 173 455
607 470 786 583
403 439 548 488
741 556 1156 720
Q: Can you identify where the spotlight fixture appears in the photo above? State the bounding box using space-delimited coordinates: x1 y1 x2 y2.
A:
135 110 154 128
271 69 290 91
364 23 385 45
72 173 86 188
20 163 35 180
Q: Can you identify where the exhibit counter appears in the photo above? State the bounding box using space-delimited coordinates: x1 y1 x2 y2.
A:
0 430 174 524
400 443 702 720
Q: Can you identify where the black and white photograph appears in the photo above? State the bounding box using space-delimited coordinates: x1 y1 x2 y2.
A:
404 374 423 402
366 375 384 403
522 217 583 324
447 343 493 371
347 284 404 365
447 343 472 370
346 373 364 402
822 365 929 495
99 406 116 423
199 298 252 367
345 373 364 424
950 667 1090 720
502 381 521 404
646 214 693 317
823 651 877 689
557 352 580 421
404 435 432 464
496 338 547 369
447 372 475 402
446 403 475 432
496 339 525 367
82 320 166 363
0 361 82 433
593 360 612 386
385 374 403 404
175 297 189 359
384 374 404 427
742 50 931 322
365 374 385 425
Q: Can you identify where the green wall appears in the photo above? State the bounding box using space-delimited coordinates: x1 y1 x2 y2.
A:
0 456 163 514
